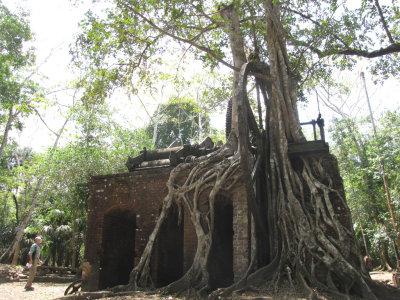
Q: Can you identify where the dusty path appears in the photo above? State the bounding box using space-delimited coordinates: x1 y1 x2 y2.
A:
0 281 69 300
0 271 396 300
370 271 395 285
0 281 180 300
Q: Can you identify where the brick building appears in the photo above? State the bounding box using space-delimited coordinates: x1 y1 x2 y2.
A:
83 144 250 291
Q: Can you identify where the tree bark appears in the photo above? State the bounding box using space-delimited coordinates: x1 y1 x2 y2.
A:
11 242 20 266
11 192 19 266
219 4 247 136
71 221 79 271
0 107 18 160
379 240 394 271
252 2 375 299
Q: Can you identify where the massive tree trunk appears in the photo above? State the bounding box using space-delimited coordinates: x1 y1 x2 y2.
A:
219 4 247 136
124 1 400 299
242 2 375 298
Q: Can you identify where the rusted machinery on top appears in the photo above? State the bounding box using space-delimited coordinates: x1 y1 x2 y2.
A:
126 137 219 171
288 113 329 156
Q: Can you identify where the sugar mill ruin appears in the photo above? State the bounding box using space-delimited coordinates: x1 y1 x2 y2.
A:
82 137 252 290
82 117 329 292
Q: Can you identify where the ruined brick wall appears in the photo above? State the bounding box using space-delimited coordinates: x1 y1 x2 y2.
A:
83 165 250 291
182 184 250 281
83 167 172 291
232 185 249 281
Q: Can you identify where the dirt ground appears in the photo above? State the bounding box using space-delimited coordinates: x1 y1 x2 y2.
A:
0 280 307 300
370 271 395 285
0 281 68 300
0 271 396 300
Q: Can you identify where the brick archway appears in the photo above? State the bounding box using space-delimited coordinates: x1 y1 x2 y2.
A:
99 207 136 289
207 194 234 289
154 203 184 287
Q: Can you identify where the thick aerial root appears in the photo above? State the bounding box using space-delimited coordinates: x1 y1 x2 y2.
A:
158 260 209 297
367 278 400 300
128 134 241 294
55 291 138 300
128 9 400 295
267 153 387 300
208 257 255 299
246 241 282 287
64 280 82 295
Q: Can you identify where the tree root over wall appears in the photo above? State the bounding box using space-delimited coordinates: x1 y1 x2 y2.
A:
117 128 400 300
127 134 243 297
116 1 400 299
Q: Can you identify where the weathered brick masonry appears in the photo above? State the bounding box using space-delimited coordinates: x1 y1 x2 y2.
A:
83 165 250 291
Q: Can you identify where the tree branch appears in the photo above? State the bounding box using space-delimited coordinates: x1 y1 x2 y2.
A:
286 7 352 50
12 193 19 224
329 43 400 58
374 0 395 44
31 107 58 136
188 2 221 24
294 39 400 59
122 3 236 71
133 94 154 123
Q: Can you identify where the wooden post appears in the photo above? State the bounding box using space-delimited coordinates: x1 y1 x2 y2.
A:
361 72 400 260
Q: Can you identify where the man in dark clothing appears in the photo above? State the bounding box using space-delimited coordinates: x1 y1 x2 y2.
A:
25 236 43 291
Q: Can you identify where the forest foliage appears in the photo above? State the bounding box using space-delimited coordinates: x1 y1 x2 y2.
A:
330 111 400 270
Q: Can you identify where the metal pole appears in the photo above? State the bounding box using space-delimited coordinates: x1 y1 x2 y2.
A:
360 72 400 258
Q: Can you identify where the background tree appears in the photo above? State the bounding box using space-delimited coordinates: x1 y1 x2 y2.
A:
330 110 400 271
0 3 41 160
141 69 230 148
0 116 69 264
146 97 210 148
0 0 158 270
0 143 33 262
21 100 153 268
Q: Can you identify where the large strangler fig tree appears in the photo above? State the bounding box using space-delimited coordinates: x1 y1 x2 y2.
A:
74 0 400 298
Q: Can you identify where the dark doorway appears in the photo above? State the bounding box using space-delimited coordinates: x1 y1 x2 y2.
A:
155 204 184 287
208 196 234 290
99 209 136 289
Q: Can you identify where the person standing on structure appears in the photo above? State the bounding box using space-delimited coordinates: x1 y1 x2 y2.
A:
25 236 43 291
